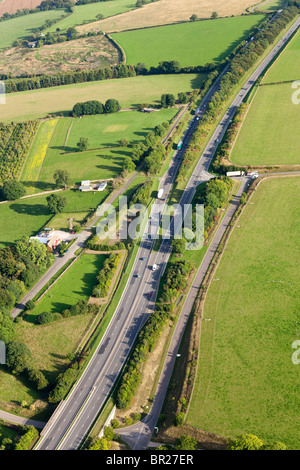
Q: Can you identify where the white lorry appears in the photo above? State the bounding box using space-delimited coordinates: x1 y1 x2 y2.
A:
226 171 245 177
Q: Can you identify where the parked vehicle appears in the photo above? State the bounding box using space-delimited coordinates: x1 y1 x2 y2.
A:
226 171 245 177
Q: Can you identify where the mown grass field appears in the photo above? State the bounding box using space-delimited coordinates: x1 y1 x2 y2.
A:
25 253 106 321
66 108 178 148
112 15 265 68
256 0 285 11
0 9 68 49
187 176 300 449
2 73 205 122
0 189 109 248
230 83 300 166
47 0 136 32
27 109 177 191
262 29 300 83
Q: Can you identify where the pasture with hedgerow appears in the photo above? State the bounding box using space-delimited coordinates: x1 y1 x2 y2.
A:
0 0 299 453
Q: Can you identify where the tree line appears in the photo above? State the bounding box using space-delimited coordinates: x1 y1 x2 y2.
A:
115 259 194 409
0 121 39 183
2 61 214 93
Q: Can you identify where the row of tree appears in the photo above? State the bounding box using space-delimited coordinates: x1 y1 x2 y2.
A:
115 259 193 409
0 121 39 183
2 60 214 93
72 98 121 116
92 252 122 298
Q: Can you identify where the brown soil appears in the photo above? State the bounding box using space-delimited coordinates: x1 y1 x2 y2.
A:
0 35 119 77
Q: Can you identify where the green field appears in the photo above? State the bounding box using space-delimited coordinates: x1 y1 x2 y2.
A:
112 15 266 68
257 0 285 11
0 189 109 248
3 73 205 122
27 108 177 190
26 253 106 321
66 108 178 148
47 0 136 32
262 29 300 83
0 9 68 49
230 83 300 166
187 177 300 449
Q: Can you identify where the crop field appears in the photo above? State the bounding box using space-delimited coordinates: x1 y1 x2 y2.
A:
262 29 300 83
187 176 300 449
0 9 68 49
77 0 258 34
20 119 59 194
47 0 136 33
0 35 120 77
0 0 43 17
2 73 205 122
112 15 265 68
230 83 300 166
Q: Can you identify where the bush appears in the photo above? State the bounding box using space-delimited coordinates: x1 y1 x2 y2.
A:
0 179 26 200
35 311 54 325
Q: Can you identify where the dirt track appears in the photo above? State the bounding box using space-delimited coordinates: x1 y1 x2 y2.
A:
0 0 43 17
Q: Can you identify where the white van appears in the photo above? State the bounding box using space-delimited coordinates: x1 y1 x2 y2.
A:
152 264 158 271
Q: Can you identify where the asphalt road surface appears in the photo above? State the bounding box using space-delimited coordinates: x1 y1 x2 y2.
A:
35 14 300 450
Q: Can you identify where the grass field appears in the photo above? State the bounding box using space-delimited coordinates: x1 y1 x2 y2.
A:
0 189 109 248
25 253 106 321
26 109 176 190
77 0 258 34
0 9 67 49
187 176 300 449
230 83 300 166
262 29 300 83
46 0 136 33
112 15 265 68
2 73 205 122
66 108 178 148
255 0 285 11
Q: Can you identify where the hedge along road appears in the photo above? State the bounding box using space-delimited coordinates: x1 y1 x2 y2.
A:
35 13 300 450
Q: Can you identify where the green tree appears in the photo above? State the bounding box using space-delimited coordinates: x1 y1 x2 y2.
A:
174 434 197 450
46 193 66 214
120 137 130 147
228 434 264 450
122 156 135 173
161 93 175 108
53 169 71 188
0 180 26 201
190 13 198 21
104 98 121 114
211 11 218 19
171 237 186 255
6 341 32 375
76 137 89 152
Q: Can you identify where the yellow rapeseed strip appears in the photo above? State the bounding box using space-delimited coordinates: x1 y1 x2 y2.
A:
21 119 58 193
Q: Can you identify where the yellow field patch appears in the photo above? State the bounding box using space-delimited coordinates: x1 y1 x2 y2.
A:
21 119 58 193
103 124 128 133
